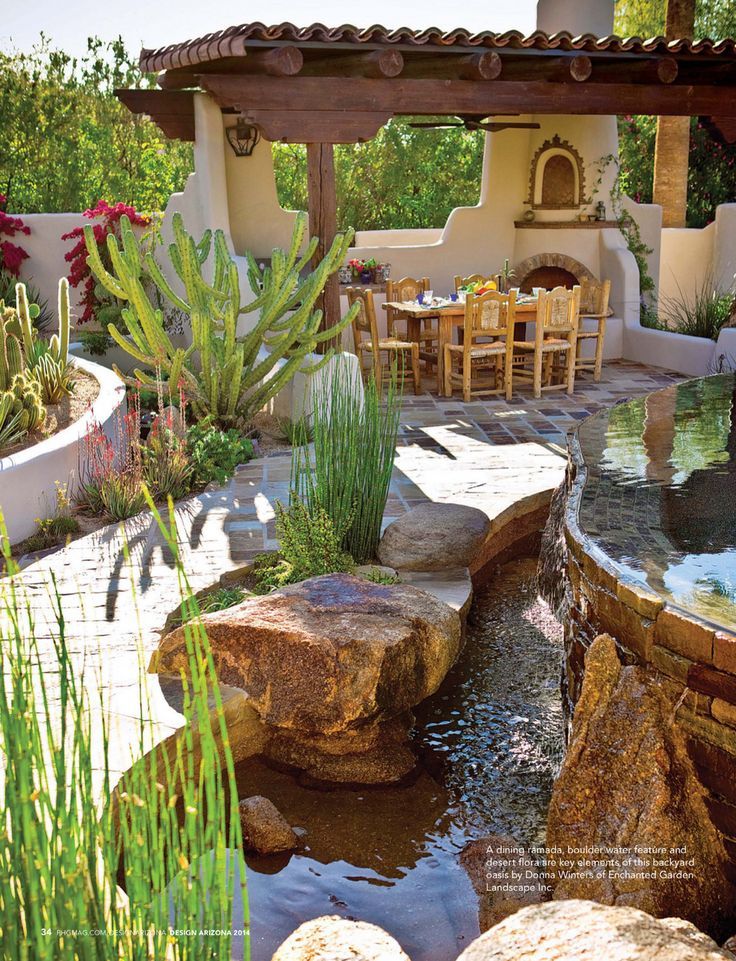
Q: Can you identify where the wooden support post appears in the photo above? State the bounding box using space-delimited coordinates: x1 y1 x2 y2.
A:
306 142 341 351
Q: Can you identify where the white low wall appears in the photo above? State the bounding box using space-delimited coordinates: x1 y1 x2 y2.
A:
622 320 722 376
0 356 126 545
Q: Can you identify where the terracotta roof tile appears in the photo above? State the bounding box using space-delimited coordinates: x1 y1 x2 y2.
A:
139 22 736 73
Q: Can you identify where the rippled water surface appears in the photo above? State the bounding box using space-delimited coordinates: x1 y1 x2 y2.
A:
232 557 563 961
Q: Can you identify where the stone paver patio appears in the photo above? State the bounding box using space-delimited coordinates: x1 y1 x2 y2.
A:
7 360 684 782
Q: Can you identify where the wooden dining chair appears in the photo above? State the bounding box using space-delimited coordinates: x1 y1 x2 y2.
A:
444 289 516 402
386 275 437 371
347 286 421 394
453 273 496 291
512 285 581 398
575 278 611 382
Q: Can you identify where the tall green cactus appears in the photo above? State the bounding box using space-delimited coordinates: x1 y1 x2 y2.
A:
0 300 28 390
84 211 358 426
17 279 73 404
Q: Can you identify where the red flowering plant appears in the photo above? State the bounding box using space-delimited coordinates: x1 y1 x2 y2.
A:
0 193 31 279
63 200 152 332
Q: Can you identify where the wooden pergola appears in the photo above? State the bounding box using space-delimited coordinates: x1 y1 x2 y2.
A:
118 22 736 327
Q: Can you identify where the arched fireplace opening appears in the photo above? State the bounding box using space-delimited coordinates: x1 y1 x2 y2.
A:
520 266 579 293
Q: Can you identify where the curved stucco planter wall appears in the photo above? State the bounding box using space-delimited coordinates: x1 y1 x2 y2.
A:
0 356 126 545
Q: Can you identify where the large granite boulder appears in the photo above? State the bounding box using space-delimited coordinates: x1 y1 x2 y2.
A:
456 900 732 961
272 916 409 961
154 573 462 784
547 633 736 940
378 503 490 573
460 836 548 932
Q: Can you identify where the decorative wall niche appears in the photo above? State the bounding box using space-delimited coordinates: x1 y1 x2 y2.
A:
526 135 589 210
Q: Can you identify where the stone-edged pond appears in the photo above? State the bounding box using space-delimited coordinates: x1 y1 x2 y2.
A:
227 556 563 961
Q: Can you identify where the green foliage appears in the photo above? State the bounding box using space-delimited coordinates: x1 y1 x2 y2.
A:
79 328 112 356
277 415 314 445
85 210 358 427
24 481 79 552
591 153 656 304
614 0 736 40
360 566 401 585
661 272 734 339
183 586 247 624
273 119 483 231
187 421 255 488
252 500 354 592
98 472 148 521
291 360 402 564
251 552 298 594
0 37 192 213
0 504 247 960
142 426 193 500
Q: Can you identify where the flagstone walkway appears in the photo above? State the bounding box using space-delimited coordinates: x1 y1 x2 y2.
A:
8 360 684 781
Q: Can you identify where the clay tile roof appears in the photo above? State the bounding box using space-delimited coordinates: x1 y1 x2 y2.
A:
139 22 736 73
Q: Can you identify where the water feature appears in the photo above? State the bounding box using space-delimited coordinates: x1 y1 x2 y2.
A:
232 556 563 961
575 373 736 629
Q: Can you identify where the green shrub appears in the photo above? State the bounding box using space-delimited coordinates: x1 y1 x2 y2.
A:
276 499 354 581
98 471 147 520
0 506 247 960
143 426 193 500
253 500 354 592
291 360 402 563
277 415 313 445
662 274 734 340
172 584 246 627
188 421 255 489
79 328 112 356
361 566 400 585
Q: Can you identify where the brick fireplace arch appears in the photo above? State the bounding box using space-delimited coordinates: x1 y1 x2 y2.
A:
513 253 597 293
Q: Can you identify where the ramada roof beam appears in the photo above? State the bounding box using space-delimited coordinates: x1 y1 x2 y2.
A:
152 46 713 88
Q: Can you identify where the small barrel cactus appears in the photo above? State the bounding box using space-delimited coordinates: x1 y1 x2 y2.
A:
6 373 46 433
0 373 46 451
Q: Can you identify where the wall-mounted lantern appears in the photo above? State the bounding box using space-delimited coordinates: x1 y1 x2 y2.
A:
226 119 261 157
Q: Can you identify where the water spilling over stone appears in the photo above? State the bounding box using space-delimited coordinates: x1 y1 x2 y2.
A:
230 557 564 961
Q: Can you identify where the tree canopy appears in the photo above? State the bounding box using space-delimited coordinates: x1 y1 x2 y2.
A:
273 121 484 232
0 36 192 214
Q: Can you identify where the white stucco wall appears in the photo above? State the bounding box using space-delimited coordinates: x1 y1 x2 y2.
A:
10 212 88 319
658 226 716 321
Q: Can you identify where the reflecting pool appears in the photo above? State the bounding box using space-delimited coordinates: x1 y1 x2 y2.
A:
576 373 736 629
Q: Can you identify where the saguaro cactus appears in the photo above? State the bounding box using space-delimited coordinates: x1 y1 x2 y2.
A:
84 211 358 426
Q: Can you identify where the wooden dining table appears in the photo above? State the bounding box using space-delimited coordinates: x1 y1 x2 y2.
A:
382 298 539 395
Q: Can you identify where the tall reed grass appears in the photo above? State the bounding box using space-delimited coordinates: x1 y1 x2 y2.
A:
661 272 734 340
0 501 248 960
291 359 402 564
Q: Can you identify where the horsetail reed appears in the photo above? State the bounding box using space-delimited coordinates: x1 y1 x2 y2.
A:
291 358 403 563
0 503 248 960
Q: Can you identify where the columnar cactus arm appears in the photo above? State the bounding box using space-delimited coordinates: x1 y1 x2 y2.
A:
15 283 36 358
83 225 128 301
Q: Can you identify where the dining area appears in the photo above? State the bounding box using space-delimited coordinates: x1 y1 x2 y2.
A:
345 272 612 403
